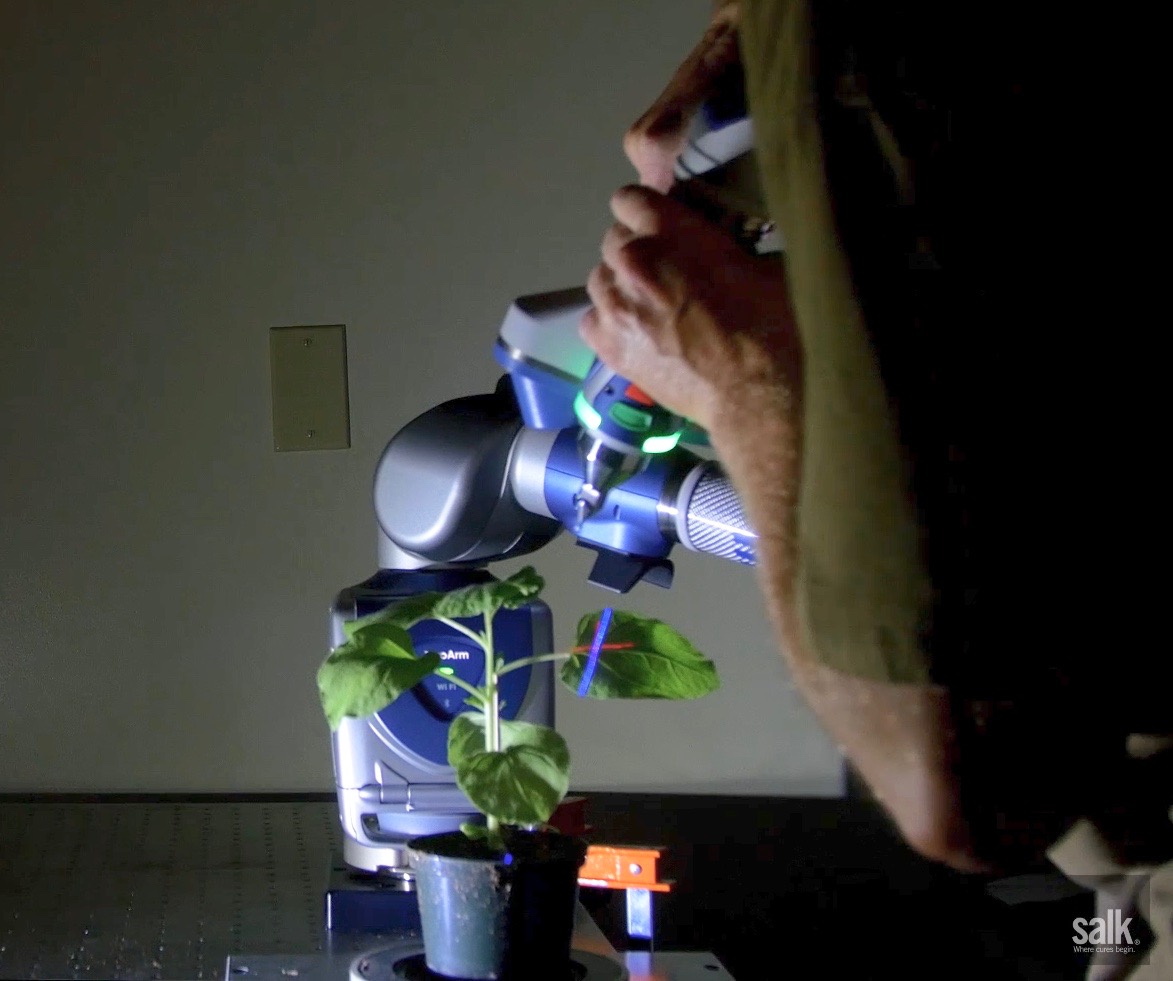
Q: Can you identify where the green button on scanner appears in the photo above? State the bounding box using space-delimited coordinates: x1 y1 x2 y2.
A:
609 402 654 431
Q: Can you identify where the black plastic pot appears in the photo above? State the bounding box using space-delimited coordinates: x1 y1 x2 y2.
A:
407 828 588 980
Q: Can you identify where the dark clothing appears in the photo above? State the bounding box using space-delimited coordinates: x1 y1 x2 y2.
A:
737 3 1168 973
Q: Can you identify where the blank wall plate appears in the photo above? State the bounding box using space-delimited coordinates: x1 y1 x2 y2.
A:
269 325 351 451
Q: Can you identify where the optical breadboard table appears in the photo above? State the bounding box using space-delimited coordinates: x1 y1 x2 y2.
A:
0 797 733 981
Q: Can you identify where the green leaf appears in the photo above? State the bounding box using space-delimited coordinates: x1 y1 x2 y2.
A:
432 567 545 621
447 713 490 771
561 610 720 699
343 592 451 639
447 713 570 826
341 568 544 639
459 821 489 841
459 821 505 852
317 622 440 730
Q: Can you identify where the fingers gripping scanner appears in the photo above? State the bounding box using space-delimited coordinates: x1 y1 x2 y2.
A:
330 97 770 876
570 83 777 529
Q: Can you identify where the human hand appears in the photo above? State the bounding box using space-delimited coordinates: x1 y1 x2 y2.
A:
624 1 742 192
579 184 799 436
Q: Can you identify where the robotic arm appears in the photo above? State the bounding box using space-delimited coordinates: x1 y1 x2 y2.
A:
374 287 757 594
376 88 773 592
336 288 760 874
330 95 773 875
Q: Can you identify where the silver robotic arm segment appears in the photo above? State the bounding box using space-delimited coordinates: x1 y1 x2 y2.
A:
508 427 558 520
372 382 561 567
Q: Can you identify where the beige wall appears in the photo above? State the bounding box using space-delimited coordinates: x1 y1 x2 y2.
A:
0 0 841 795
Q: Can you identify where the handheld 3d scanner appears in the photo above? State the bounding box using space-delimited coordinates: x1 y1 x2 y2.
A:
330 92 774 876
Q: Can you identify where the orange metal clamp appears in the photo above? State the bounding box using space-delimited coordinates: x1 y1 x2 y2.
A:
578 844 672 893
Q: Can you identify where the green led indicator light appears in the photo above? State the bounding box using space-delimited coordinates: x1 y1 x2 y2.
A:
574 391 602 431
437 666 455 676
642 430 683 454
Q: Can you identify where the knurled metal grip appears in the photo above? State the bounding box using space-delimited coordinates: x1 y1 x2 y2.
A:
675 464 757 565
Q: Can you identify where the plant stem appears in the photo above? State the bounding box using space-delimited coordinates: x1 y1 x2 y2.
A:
435 616 485 649
483 607 500 835
496 651 573 676
484 610 499 753
432 671 486 706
